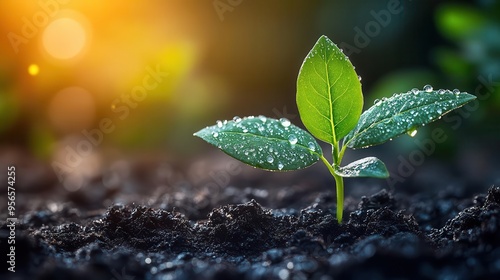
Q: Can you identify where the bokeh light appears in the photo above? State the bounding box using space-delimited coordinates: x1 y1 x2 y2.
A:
42 16 88 60
28 64 39 76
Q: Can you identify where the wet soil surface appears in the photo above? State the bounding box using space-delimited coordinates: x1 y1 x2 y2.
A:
1 150 500 280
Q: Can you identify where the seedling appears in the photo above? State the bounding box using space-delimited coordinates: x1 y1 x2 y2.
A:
194 35 476 223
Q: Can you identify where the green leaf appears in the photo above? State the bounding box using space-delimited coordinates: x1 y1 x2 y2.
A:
194 116 322 171
345 88 477 149
335 157 389 178
296 35 363 145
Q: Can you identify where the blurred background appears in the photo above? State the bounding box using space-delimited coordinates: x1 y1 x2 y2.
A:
0 0 499 202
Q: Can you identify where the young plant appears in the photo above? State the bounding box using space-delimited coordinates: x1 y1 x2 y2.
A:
194 35 476 223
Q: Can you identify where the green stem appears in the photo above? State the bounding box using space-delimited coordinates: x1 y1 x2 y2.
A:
333 172 344 223
319 155 345 223
332 142 340 164
338 142 348 164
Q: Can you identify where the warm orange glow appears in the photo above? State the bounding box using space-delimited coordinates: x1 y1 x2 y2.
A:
48 87 96 133
0 1 284 153
42 17 87 60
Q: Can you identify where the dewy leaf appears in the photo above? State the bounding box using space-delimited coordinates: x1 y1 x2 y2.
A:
193 116 322 171
334 157 389 178
345 88 477 149
297 35 363 145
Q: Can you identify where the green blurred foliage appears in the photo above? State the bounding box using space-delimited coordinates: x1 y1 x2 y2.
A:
436 4 486 41
367 0 500 157
434 2 500 108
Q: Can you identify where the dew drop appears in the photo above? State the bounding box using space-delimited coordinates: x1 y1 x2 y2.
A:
212 132 219 138
280 118 291 127
411 88 419 95
437 108 443 114
243 129 248 133
269 147 274 153
267 156 274 163
453 89 460 94
407 129 417 137
423 84 433 92
373 99 380 105
308 142 316 151
259 115 267 123
216 120 223 128
233 116 242 123
288 134 298 145
438 89 445 95
278 163 284 170
358 75 362 81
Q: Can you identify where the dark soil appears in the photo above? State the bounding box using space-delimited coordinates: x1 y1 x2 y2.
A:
1 150 500 280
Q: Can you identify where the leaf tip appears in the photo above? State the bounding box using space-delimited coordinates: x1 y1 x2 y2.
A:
464 92 477 101
319 34 329 41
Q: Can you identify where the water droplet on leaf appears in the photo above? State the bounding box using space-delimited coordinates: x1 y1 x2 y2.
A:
212 132 219 138
308 142 316 151
233 116 242 123
423 85 433 92
278 163 284 170
267 156 274 163
288 134 298 145
280 118 291 127
407 129 417 137
216 120 223 128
